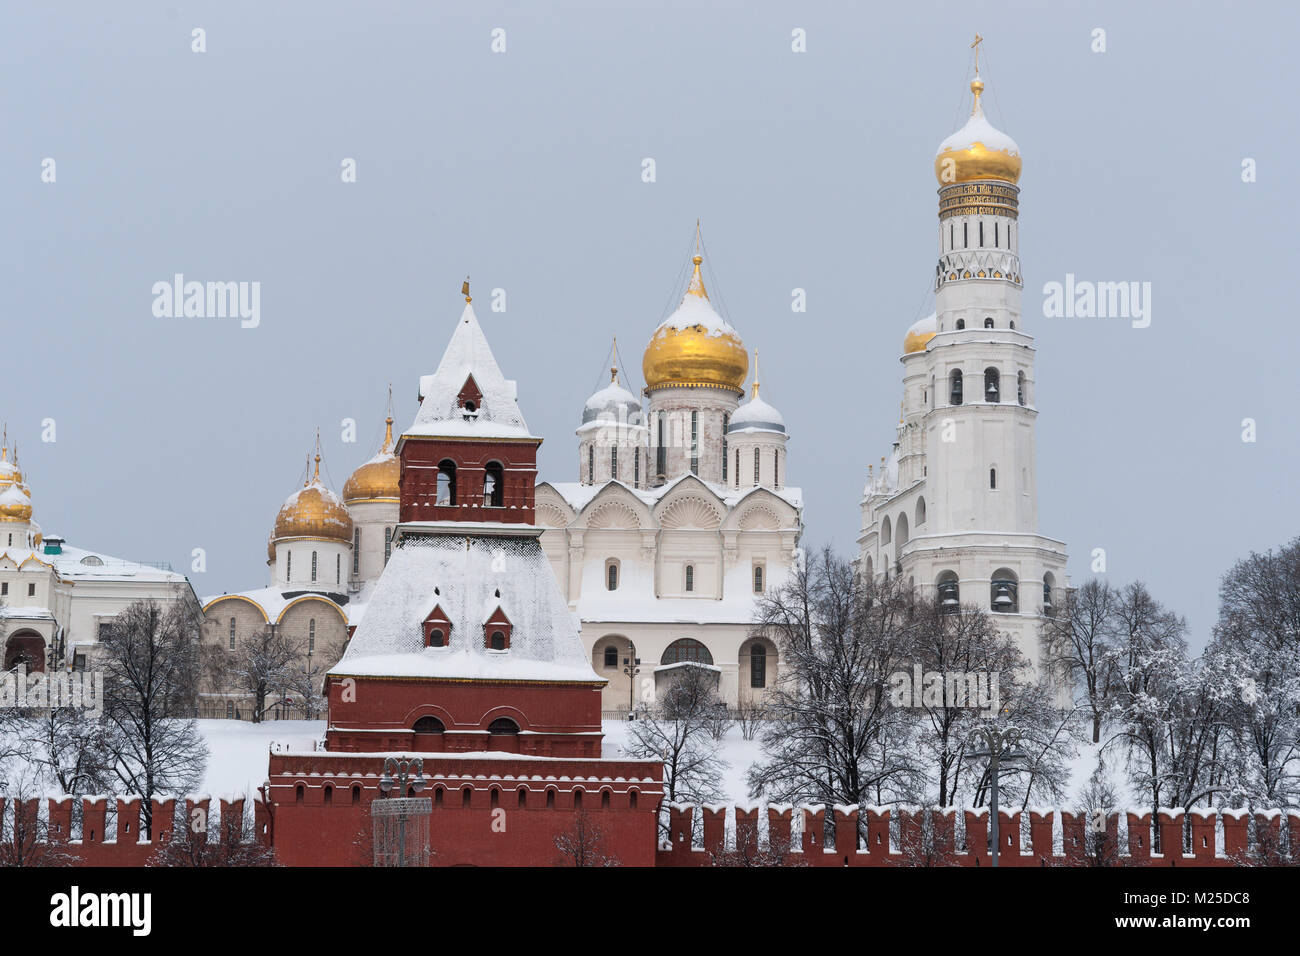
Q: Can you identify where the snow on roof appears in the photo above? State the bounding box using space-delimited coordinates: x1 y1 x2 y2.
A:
0 605 54 620
331 534 600 684
0 485 30 509
581 381 644 426
12 542 190 585
407 303 537 441
937 102 1020 158
544 474 803 515
728 394 785 434
654 285 737 338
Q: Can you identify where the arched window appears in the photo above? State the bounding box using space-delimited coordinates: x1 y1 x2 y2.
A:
587 444 594 484
308 619 315 654
984 367 1000 402
428 627 445 647
603 645 618 669
685 565 695 592
661 638 713 665
753 448 760 485
634 447 640 488
436 460 457 505
937 571 960 613
949 369 963 405
351 785 361 805
895 512 909 565
311 550 318 582
335 552 340 584
956 318 966 330
1017 370 1026 406
1043 572 1056 617
610 445 617 480
384 527 392 563
915 497 927 526
488 717 520 735
606 559 619 591
881 515 892 545
483 461 504 507
489 630 506 651
774 449 780 489
353 528 360 574
984 316 994 329
286 551 292 581
753 565 763 593
750 643 767 688
991 568 1019 613
735 448 740 488
413 716 445 734
989 467 997 490
228 617 236 650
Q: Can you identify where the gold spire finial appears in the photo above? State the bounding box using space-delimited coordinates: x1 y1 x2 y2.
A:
382 384 395 451
462 276 472 304
686 227 709 300
969 34 985 113
312 429 323 482
751 349 761 398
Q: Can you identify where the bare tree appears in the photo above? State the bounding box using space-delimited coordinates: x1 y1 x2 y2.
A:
747 549 922 815
1044 579 1121 742
151 802 277 867
99 599 208 838
735 697 767 741
626 664 725 806
553 811 620 866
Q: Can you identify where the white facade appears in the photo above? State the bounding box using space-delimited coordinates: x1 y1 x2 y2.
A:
538 250 803 710
857 74 1068 672
0 444 198 671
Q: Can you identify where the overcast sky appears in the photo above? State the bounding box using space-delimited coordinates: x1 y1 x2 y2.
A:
3 0 1295 648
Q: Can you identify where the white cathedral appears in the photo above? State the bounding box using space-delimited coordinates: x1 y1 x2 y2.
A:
856 68 1068 671
536 249 802 713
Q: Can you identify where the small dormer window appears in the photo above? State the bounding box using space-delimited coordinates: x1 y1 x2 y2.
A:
79 555 104 566
484 604 512 650
424 603 452 647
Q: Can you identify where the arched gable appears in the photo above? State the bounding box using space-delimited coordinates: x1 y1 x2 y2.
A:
722 487 799 532
653 476 726 530
573 482 653 531
533 482 578 528
203 594 270 623
276 594 349 627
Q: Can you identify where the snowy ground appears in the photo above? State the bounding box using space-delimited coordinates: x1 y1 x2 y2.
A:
194 719 1118 807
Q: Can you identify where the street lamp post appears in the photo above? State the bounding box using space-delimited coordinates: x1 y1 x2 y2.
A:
623 652 641 717
376 756 429 867
967 726 1024 868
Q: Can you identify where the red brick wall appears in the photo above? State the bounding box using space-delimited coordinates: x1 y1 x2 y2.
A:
399 437 538 524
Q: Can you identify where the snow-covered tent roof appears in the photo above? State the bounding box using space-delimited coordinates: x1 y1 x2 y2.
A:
330 535 601 683
407 303 537 441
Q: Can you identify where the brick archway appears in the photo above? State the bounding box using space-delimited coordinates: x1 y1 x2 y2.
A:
4 631 46 672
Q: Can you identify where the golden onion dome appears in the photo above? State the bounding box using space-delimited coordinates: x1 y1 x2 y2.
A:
903 312 938 354
934 76 1021 185
343 416 400 504
0 484 32 522
273 453 354 544
643 252 747 394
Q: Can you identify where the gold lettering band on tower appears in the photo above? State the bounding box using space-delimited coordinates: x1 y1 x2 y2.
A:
938 182 1020 221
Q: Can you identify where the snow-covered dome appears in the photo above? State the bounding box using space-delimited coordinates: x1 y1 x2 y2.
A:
728 357 785 434
934 77 1020 185
903 312 937 354
343 416 399 503
274 453 353 544
642 251 748 395
0 483 32 522
581 373 644 428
